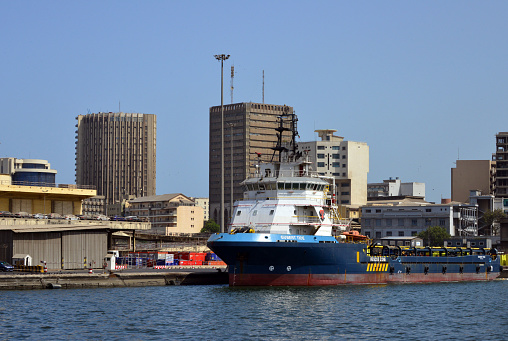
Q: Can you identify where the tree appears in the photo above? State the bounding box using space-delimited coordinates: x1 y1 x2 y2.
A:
200 219 220 233
480 209 506 236
417 226 451 247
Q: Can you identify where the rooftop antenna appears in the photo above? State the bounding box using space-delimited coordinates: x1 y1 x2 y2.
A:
119 101 121 113
262 70 265 104
230 65 234 104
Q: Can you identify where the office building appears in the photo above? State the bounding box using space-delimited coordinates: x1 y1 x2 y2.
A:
75 112 156 206
298 129 369 208
361 198 478 239
209 102 295 225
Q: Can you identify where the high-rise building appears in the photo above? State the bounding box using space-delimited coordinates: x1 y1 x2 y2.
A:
75 112 156 205
494 132 508 198
209 102 294 225
298 129 369 208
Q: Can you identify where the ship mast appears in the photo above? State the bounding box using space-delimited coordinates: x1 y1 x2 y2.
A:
270 106 299 162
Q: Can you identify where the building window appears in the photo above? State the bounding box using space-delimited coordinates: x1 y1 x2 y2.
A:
332 162 341 167
332 154 340 159
412 231 417 236
317 154 325 158
386 219 392 226
237 211 242 216
398 231 404 236
375 232 381 238
365 209 371 213
398 218 404 226
439 219 446 226
425 218 431 226
411 219 417 226
342 155 346 159
332 146 340 150
386 231 392 236
376 219 381 227
317 162 325 167
364 219 370 226
426 208 431 212
317 146 325 150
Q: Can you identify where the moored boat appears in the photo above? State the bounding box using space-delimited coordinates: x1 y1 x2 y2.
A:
207 114 500 286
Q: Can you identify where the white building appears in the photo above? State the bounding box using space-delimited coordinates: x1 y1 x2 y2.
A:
368 178 425 199
298 129 369 208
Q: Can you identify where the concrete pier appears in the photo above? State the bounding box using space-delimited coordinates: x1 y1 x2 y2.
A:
0 270 228 290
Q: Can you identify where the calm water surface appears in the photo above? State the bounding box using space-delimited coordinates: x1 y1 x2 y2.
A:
1 280 507 340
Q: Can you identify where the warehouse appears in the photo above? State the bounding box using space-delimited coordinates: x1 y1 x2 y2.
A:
0 225 108 270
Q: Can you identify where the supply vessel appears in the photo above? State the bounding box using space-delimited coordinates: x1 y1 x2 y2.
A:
207 114 500 286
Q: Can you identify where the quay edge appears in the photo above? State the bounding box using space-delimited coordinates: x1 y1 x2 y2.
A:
0 270 228 290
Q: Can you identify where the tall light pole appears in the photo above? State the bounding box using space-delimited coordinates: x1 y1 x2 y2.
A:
228 123 235 223
214 54 230 233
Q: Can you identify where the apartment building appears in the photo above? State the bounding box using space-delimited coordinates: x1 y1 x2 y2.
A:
127 194 204 235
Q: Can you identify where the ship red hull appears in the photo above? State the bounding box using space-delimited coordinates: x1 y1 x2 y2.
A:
229 272 500 286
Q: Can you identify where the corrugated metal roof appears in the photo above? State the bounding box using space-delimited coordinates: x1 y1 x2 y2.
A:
0 225 110 233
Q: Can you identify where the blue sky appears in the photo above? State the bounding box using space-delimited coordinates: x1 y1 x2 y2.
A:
1 1 507 203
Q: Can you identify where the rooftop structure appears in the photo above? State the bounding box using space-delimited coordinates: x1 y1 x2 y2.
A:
0 158 57 187
368 177 425 199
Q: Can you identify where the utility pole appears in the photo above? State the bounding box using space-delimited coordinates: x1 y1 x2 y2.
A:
214 54 230 233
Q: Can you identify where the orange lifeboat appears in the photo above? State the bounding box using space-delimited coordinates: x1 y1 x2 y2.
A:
341 230 369 242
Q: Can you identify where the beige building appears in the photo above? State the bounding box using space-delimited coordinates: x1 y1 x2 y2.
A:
298 129 369 209
451 160 495 203
192 197 209 222
126 194 204 235
75 112 156 206
209 102 295 224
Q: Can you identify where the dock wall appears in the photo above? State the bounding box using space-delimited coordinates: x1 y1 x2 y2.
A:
0 271 228 290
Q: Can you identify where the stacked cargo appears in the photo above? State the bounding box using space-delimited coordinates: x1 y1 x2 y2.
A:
204 252 226 266
113 251 226 268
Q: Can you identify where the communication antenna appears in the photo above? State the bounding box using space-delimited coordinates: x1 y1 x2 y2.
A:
262 70 265 104
230 65 234 104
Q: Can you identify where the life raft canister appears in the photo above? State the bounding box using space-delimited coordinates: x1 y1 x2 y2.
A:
319 209 325 221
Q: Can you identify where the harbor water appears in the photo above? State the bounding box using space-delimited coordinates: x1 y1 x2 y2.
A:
1 280 508 340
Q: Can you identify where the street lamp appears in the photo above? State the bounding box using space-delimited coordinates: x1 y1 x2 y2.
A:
214 54 230 233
